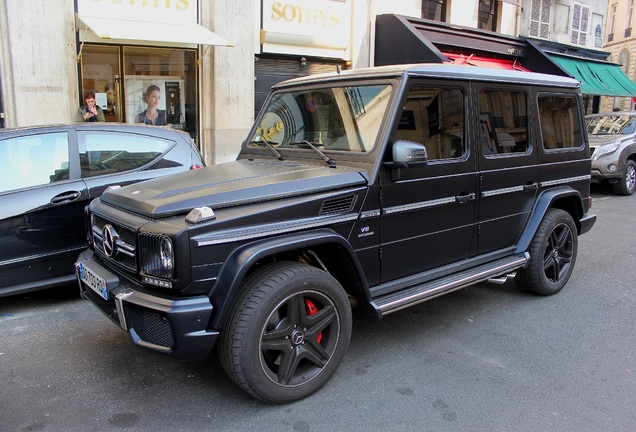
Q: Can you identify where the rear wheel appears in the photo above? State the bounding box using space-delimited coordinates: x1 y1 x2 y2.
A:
613 159 636 196
219 261 352 404
515 209 578 296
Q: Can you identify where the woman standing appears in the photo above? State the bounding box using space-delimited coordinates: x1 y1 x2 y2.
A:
135 85 167 126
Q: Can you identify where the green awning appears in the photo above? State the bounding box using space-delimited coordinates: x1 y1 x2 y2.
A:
550 54 636 97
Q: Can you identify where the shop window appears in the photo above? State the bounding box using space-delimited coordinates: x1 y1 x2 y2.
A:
479 90 528 155
421 0 446 22
123 47 197 141
394 85 465 160
538 95 583 150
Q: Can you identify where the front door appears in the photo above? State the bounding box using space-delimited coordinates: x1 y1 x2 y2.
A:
379 82 477 282
80 45 122 122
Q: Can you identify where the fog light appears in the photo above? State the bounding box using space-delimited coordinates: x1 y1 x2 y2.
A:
608 164 617 172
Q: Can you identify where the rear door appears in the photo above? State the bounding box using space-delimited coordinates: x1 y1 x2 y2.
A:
475 85 538 255
77 129 188 199
0 129 88 294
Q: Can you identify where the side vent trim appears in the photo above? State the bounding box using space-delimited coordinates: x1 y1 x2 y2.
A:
319 194 356 215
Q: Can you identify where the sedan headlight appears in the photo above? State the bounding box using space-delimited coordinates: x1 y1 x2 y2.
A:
591 141 620 161
139 233 174 280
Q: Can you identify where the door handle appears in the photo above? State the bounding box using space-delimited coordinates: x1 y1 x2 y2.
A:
455 193 475 203
523 183 538 191
50 191 81 204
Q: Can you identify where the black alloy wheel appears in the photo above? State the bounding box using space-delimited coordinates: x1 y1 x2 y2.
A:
220 261 352 404
515 209 578 296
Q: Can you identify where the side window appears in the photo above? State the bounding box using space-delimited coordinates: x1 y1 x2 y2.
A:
479 90 528 155
394 85 465 160
79 132 174 178
537 95 583 150
0 132 70 193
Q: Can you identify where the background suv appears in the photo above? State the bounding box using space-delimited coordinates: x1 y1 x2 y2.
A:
586 111 636 195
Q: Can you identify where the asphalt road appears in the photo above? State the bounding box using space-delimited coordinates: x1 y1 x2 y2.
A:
1 184 635 432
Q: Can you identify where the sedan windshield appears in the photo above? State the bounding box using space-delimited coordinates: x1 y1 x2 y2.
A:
248 84 393 153
586 114 636 135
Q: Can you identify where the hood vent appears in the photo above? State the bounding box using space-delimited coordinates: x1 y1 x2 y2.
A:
319 194 356 215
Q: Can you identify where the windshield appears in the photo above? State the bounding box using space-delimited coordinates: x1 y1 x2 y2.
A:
247 84 393 153
586 114 636 135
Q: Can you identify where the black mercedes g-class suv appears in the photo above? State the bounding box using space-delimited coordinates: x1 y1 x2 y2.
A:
76 64 596 403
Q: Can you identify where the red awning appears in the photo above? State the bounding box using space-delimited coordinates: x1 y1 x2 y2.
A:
443 53 530 72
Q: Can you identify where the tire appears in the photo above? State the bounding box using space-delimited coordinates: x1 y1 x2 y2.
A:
219 261 352 404
515 209 578 296
613 159 636 196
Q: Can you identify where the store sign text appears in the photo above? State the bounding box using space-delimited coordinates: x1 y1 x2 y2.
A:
271 2 340 27
86 0 189 9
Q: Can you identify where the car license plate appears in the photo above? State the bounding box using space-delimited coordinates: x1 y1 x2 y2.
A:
78 262 109 300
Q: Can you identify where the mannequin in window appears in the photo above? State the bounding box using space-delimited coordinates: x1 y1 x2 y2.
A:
78 92 105 122
135 85 167 126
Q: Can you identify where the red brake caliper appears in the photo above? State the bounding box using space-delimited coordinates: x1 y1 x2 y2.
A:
305 299 322 344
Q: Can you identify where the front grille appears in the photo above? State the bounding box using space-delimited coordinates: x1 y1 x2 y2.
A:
92 214 137 271
125 303 175 348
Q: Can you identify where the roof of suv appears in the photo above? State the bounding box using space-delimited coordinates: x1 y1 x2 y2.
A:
273 63 581 89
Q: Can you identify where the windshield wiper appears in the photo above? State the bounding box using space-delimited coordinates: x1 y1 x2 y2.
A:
291 140 336 168
248 139 285 161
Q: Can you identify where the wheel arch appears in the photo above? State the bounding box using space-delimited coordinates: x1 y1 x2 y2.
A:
515 187 584 254
208 228 370 329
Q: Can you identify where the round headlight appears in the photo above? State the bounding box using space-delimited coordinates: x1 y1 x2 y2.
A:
159 237 173 271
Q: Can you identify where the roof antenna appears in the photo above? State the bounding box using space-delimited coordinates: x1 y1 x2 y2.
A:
336 64 340 75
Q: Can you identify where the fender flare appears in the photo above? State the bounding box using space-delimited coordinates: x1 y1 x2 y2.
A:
208 228 370 329
514 187 583 254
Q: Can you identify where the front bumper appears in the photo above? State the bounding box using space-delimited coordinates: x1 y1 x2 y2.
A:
75 249 218 360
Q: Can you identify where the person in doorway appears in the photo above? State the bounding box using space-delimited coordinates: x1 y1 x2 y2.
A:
135 84 167 126
78 92 105 122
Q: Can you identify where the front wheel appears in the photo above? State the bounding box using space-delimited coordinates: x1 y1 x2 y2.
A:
219 261 352 404
613 159 636 196
515 209 578 296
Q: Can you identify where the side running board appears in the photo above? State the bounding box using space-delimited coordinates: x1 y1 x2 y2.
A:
371 254 528 317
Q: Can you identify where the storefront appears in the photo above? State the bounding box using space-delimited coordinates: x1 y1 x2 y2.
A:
254 0 352 116
75 0 232 144
375 14 636 114
374 14 564 74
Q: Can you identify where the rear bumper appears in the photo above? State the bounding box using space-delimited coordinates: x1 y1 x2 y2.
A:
578 213 596 236
76 249 218 360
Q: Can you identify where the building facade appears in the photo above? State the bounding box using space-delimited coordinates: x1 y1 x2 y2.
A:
603 0 636 111
2 0 636 165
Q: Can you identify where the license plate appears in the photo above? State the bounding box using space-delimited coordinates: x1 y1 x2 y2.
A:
78 262 109 300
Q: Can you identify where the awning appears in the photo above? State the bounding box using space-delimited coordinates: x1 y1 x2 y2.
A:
549 54 636 97
77 15 233 47
443 53 531 72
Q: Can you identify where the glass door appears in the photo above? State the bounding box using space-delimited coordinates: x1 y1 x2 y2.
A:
80 46 122 122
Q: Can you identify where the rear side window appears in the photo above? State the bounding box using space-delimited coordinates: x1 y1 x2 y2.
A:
538 95 584 150
479 90 528 155
79 131 174 178
394 85 465 160
0 132 70 193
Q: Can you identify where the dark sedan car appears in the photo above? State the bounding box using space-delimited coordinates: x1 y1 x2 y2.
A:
0 123 204 297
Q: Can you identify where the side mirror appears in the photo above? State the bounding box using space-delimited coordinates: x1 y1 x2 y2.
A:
383 140 428 170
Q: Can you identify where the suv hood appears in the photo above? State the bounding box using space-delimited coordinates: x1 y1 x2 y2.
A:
588 134 628 148
100 159 368 218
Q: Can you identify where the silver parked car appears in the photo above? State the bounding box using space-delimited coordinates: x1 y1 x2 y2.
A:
586 111 636 195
